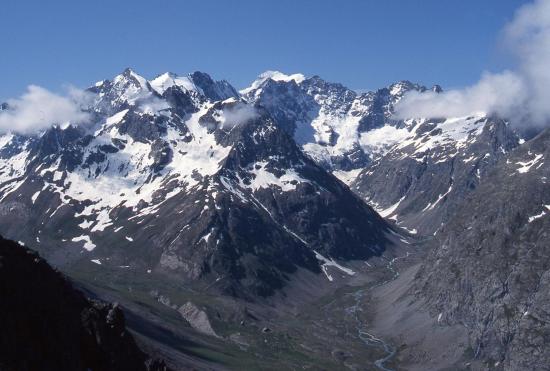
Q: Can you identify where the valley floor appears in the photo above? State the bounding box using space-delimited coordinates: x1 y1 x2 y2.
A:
65 234 477 371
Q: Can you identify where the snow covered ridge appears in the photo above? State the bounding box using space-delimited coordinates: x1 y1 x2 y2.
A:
0 69 510 229
0 69 248 254
0 69 506 222
240 70 446 171
0 69 519 204
149 72 200 95
394 116 489 159
239 70 306 96
89 68 239 115
2 68 445 175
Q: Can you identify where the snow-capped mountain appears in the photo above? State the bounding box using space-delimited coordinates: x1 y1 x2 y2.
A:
239 71 524 236
89 68 239 114
241 71 439 171
0 69 392 297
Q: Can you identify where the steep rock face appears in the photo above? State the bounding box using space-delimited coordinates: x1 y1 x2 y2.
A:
0 236 168 371
189 71 239 102
352 116 520 234
415 128 550 369
242 77 319 144
0 69 392 298
216 106 390 261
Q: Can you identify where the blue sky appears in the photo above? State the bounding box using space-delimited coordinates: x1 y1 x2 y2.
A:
1 0 530 101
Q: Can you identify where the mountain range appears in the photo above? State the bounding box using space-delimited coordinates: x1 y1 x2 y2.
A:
0 68 548 370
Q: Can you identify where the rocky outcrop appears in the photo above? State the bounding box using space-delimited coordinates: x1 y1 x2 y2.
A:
178 302 219 338
0 236 169 371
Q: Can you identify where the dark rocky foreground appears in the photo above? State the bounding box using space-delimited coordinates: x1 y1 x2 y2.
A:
0 236 170 371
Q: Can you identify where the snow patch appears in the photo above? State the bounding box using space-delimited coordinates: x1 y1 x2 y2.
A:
31 191 40 204
400 226 418 235
240 161 309 192
528 211 546 222
71 235 96 251
376 196 406 218
528 205 550 223
332 168 362 186
516 153 544 174
314 250 356 282
359 125 409 156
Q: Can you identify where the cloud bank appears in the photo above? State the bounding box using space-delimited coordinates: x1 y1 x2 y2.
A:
0 86 91 135
394 0 550 128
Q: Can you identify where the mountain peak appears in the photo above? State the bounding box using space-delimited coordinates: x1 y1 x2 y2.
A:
387 80 426 97
258 70 306 84
121 66 135 75
189 70 214 81
241 70 305 95
150 71 197 95
117 68 148 85
188 71 239 101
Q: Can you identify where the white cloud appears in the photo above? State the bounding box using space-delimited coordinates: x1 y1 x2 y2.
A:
137 95 170 115
220 103 259 128
394 0 550 128
0 85 91 134
395 72 527 119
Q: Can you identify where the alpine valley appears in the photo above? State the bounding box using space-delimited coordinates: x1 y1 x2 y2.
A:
1 68 548 370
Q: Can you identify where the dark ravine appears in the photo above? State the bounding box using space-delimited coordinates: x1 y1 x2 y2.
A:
0 236 170 371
